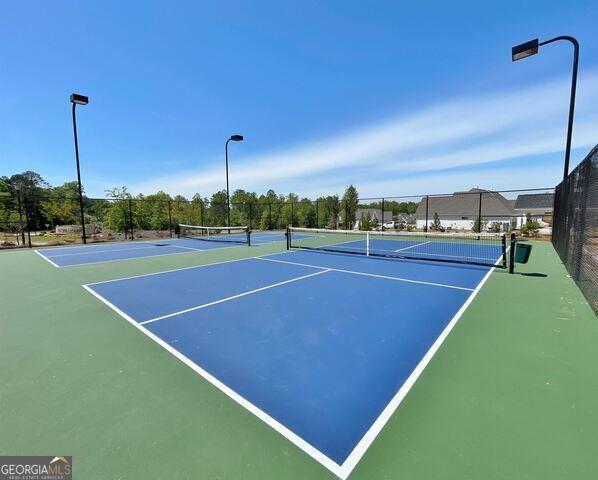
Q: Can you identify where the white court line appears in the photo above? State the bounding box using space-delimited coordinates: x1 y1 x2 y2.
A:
81 283 344 477
85 256 261 286
40 241 248 268
255 256 474 292
43 243 201 258
336 251 504 478
168 244 203 251
82 249 501 479
139 269 331 325
395 240 431 252
35 236 189 253
34 249 60 268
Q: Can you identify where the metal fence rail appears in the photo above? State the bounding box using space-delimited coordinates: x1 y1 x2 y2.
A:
0 187 554 249
552 145 598 314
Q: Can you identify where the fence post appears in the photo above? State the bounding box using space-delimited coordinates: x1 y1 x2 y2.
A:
200 200 204 226
344 199 348 229
23 196 32 248
269 203 272 230
318 202 322 228
248 203 252 230
477 191 483 235
381 198 385 230
128 199 134 240
425 195 429 233
16 190 25 245
168 200 173 238
291 202 294 227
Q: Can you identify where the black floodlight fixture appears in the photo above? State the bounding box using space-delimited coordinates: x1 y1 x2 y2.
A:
70 93 89 105
512 39 539 61
225 134 245 228
511 36 579 179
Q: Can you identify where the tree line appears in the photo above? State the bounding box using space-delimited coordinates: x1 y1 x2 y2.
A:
4 171 414 233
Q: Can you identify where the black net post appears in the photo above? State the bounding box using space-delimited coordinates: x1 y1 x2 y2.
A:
501 235 507 269
168 200 173 238
128 199 134 240
286 227 290 249
23 196 32 248
509 233 516 274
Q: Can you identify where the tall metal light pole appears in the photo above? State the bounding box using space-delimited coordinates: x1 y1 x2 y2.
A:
70 93 89 244
512 36 579 180
225 134 244 228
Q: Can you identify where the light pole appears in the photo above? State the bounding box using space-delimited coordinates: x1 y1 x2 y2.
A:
225 134 244 228
70 93 89 244
512 36 579 180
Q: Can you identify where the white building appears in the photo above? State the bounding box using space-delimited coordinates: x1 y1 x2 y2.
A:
414 188 516 231
513 193 554 228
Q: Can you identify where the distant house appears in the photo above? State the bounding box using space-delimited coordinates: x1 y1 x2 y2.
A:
353 209 415 229
394 213 416 225
513 193 554 228
414 188 516 231
354 208 392 229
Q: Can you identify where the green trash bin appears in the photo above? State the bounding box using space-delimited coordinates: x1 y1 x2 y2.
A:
514 242 532 264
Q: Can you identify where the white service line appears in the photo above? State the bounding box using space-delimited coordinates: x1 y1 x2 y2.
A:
394 240 431 252
139 268 332 325
168 244 203 251
255 256 474 292
85 256 261 286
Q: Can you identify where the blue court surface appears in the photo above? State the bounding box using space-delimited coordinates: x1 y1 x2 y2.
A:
35 231 293 267
83 248 496 478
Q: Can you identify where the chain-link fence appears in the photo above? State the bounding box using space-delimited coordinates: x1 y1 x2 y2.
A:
0 187 554 249
552 144 598 314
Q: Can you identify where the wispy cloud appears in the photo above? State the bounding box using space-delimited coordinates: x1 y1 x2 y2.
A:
131 71 598 198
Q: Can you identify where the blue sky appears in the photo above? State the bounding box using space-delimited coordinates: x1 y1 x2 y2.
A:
1 0 597 199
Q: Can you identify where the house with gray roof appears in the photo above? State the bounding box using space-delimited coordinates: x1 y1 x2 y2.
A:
354 208 392 229
353 209 416 229
513 193 554 228
414 188 516 231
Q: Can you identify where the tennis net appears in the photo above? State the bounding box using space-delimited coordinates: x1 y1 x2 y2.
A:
287 227 507 268
178 224 251 245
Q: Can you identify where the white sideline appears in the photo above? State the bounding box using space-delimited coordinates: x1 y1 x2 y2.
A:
34 249 60 268
336 254 503 478
139 269 331 325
